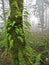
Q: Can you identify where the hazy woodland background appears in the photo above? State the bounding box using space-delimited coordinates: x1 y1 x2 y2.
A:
24 0 49 35
0 0 10 32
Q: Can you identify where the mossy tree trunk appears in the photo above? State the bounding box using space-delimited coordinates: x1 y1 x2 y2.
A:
7 0 33 65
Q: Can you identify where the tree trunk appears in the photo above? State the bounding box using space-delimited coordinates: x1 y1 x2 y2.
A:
7 0 33 65
7 0 25 65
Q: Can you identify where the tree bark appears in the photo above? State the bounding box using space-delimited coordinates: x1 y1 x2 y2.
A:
7 0 26 65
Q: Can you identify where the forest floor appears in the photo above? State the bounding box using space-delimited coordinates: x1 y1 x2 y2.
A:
0 49 11 65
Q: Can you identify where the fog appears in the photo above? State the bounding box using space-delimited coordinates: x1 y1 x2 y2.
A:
0 0 10 32
24 0 49 34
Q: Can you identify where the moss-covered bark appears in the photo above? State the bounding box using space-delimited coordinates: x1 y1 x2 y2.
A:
7 0 33 65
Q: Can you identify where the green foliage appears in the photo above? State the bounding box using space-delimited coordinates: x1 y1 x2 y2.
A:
1 0 49 65
0 30 7 48
6 0 33 65
33 54 41 65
